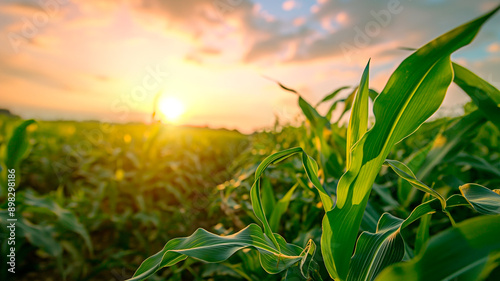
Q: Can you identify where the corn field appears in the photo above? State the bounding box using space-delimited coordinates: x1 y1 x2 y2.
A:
1 5 500 281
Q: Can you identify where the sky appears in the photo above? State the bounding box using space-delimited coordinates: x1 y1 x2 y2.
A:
0 0 499 133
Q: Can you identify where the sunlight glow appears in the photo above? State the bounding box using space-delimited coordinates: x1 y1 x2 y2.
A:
158 96 185 123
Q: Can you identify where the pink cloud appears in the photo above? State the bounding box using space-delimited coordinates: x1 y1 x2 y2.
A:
336 12 349 25
0 3 44 16
253 3 261 14
282 1 296 11
321 16 335 32
487 43 500 53
294 17 306 26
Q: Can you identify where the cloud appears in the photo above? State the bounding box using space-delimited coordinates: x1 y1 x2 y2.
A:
125 0 287 63
336 12 349 25
293 17 306 26
57 0 499 68
243 27 315 63
261 0 498 65
282 1 297 11
0 0 499 131
128 0 253 34
488 42 500 53
0 53 74 92
0 2 44 16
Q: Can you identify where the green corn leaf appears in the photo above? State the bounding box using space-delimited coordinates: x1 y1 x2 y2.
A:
254 148 335 212
326 97 347 121
327 88 378 123
268 78 331 132
269 79 342 181
2 119 36 198
414 213 432 256
128 224 314 281
361 201 380 233
298 96 335 175
284 259 323 281
387 162 500 220
460 183 500 215
347 199 441 281
372 184 400 211
299 239 318 278
385 159 446 209
269 183 298 232
368 89 379 102
273 79 299 95
347 214 405 281
252 178 283 250
445 193 471 208
347 184 500 281
14 216 65 278
475 251 500 281
409 185 500 215
5 119 35 169
346 60 370 168
397 138 434 206
322 88 377 122
283 264 306 281
452 62 500 129
202 263 253 281
301 152 334 211
453 153 500 178
375 215 500 281
22 190 94 254
299 96 331 131
316 86 351 107
254 147 303 178
262 178 277 219
251 147 333 251
336 87 357 123
15 216 63 257
446 191 500 215
418 110 486 181
419 184 500 216
414 195 433 256
321 7 499 280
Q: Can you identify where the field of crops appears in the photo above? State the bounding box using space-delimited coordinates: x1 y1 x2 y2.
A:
2 5 500 281
0 117 252 280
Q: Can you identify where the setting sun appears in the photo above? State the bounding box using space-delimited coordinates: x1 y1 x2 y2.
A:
158 96 185 123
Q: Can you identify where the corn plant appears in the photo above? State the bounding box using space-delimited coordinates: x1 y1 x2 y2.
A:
0 115 249 280
0 120 94 280
127 6 500 281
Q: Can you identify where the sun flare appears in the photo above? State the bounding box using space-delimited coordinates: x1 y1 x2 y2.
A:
158 96 185 123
